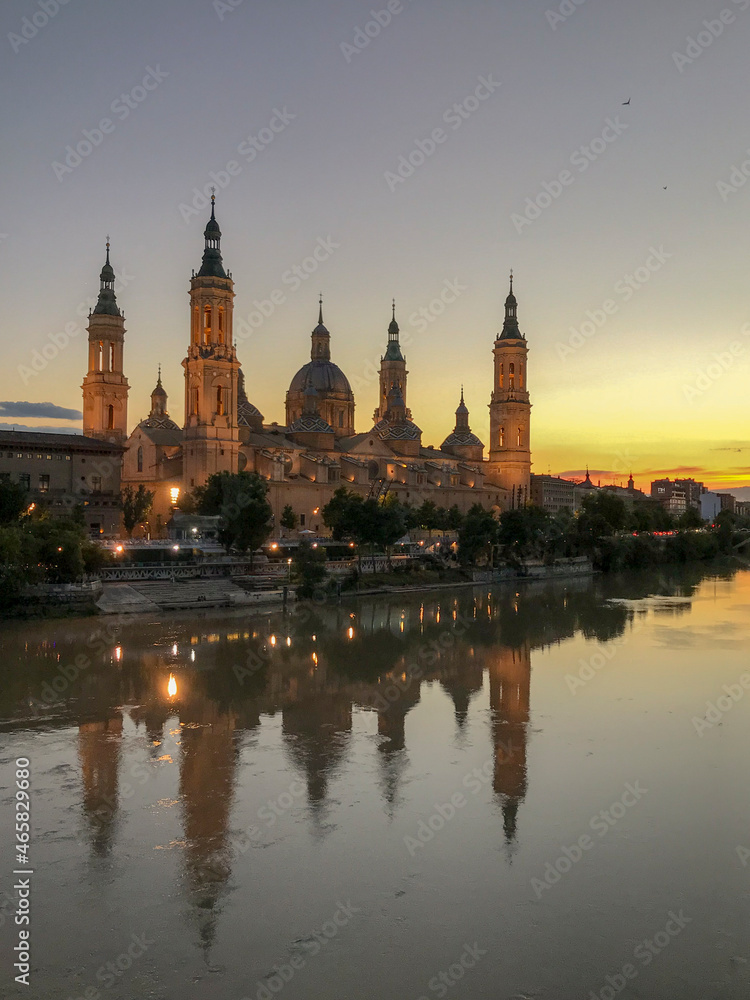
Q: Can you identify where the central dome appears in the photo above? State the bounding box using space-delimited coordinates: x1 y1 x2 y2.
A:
285 300 356 438
288 359 352 396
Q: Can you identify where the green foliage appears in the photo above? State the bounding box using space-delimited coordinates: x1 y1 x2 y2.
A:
0 479 28 525
194 471 273 557
458 504 498 566
120 485 155 537
294 539 328 599
280 504 298 532
497 505 551 563
677 506 705 530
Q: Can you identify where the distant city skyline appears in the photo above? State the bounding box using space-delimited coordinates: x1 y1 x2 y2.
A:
3 0 750 497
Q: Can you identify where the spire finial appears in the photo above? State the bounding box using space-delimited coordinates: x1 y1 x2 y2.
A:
509 269 513 294
210 187 216 218
105 235 111 265
157 363 162 386
460 384 465 404
318 293 323 326
392 298 396 321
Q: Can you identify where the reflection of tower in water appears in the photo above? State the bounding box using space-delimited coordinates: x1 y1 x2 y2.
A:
488 644 531 845
282 665 352 828
78 714 123 857
178 701 238 958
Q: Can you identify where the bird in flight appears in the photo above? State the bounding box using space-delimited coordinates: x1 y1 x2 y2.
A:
622 98 631 105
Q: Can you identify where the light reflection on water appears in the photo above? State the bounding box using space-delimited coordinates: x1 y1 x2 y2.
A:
0 564 749 999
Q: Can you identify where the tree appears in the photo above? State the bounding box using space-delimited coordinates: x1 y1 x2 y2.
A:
0 480 28 525
120 485 155 537
195 472 273 561
372 497 407 569
677 506 704 530
497 505 551 563
446 505 464 531
458 504 498 566
417 500 440 537
294 538 328 599
280 504 298 534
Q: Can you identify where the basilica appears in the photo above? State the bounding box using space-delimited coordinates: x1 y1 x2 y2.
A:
81 198 532 534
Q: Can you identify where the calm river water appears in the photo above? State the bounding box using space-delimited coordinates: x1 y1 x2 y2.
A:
1 564 749 999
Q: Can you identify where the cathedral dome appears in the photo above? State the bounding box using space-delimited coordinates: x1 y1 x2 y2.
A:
288 359 352 396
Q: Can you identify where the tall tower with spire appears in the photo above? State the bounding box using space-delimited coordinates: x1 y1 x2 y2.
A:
487 274 532 504
182 195 241 488
81 241 129 443
374 301 410 423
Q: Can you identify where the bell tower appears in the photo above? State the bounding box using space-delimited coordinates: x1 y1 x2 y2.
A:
81 240 129 443
487 273 532 505
182 194 241 488
374 301 410 423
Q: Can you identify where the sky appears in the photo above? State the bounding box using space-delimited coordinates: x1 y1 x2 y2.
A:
2 0 750 495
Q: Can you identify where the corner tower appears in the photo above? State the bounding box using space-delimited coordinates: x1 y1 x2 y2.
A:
182 195 240 488
82 241 129 443
374 301 409 423
487 274 531 504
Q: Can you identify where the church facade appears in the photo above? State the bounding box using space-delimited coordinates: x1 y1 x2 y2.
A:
85 199 532 536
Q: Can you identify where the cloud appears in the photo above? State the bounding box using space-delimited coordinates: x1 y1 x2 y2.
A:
0 423 83 434
0 401 83 420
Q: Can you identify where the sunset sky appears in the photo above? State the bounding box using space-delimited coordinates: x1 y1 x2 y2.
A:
2 0 750 495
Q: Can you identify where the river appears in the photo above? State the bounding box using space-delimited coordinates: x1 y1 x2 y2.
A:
0 563 748 999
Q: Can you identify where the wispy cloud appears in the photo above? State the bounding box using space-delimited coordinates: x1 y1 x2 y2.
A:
0 423 82 434
0 401 82 420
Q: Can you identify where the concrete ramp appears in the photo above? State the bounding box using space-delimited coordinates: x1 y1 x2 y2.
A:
96 584 161 614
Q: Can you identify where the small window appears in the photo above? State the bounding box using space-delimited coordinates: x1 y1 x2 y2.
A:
517 426 523 447
107 404 114 430
499 427 505 447
218 307 225 343
109 342 115 371
65 455 71 461
509 363 515 390
46 455 52 460
499 363 504 388
216 385 225 416
98 341 104 371
91 476 102 492
137 446 143 473
19 474 30 489
300 513 306 526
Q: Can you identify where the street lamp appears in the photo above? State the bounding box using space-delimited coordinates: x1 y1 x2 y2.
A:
287 557 292 582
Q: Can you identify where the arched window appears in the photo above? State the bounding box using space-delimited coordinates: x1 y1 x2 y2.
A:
509 362 515 390
107 404 114 430
137 446 143 473
499 363 504 388
338 410 344 428
193 306 199 342
518 365 524 389
216 385 225 416
109 342 115 372
499 426 505 447
517 426 523 447
218 307 224 343
191 388 199 415
98 341 104 371
203 305 211 344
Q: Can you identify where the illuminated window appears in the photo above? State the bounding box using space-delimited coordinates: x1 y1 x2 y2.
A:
98 341 104 371
218 307 224 343
509 363 515 390
38 474 50 492
216 385 225 416
517 426 523 447
109 342 115 371
499 363 504 388
137 446 143 473
203 305 211 343
499 427 505 447
107 404 114 430
191 388 199 415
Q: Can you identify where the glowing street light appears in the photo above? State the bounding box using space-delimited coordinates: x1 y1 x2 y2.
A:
167 674 177 698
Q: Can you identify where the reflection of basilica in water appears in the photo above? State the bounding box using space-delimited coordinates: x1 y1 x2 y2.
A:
3 567 711 957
